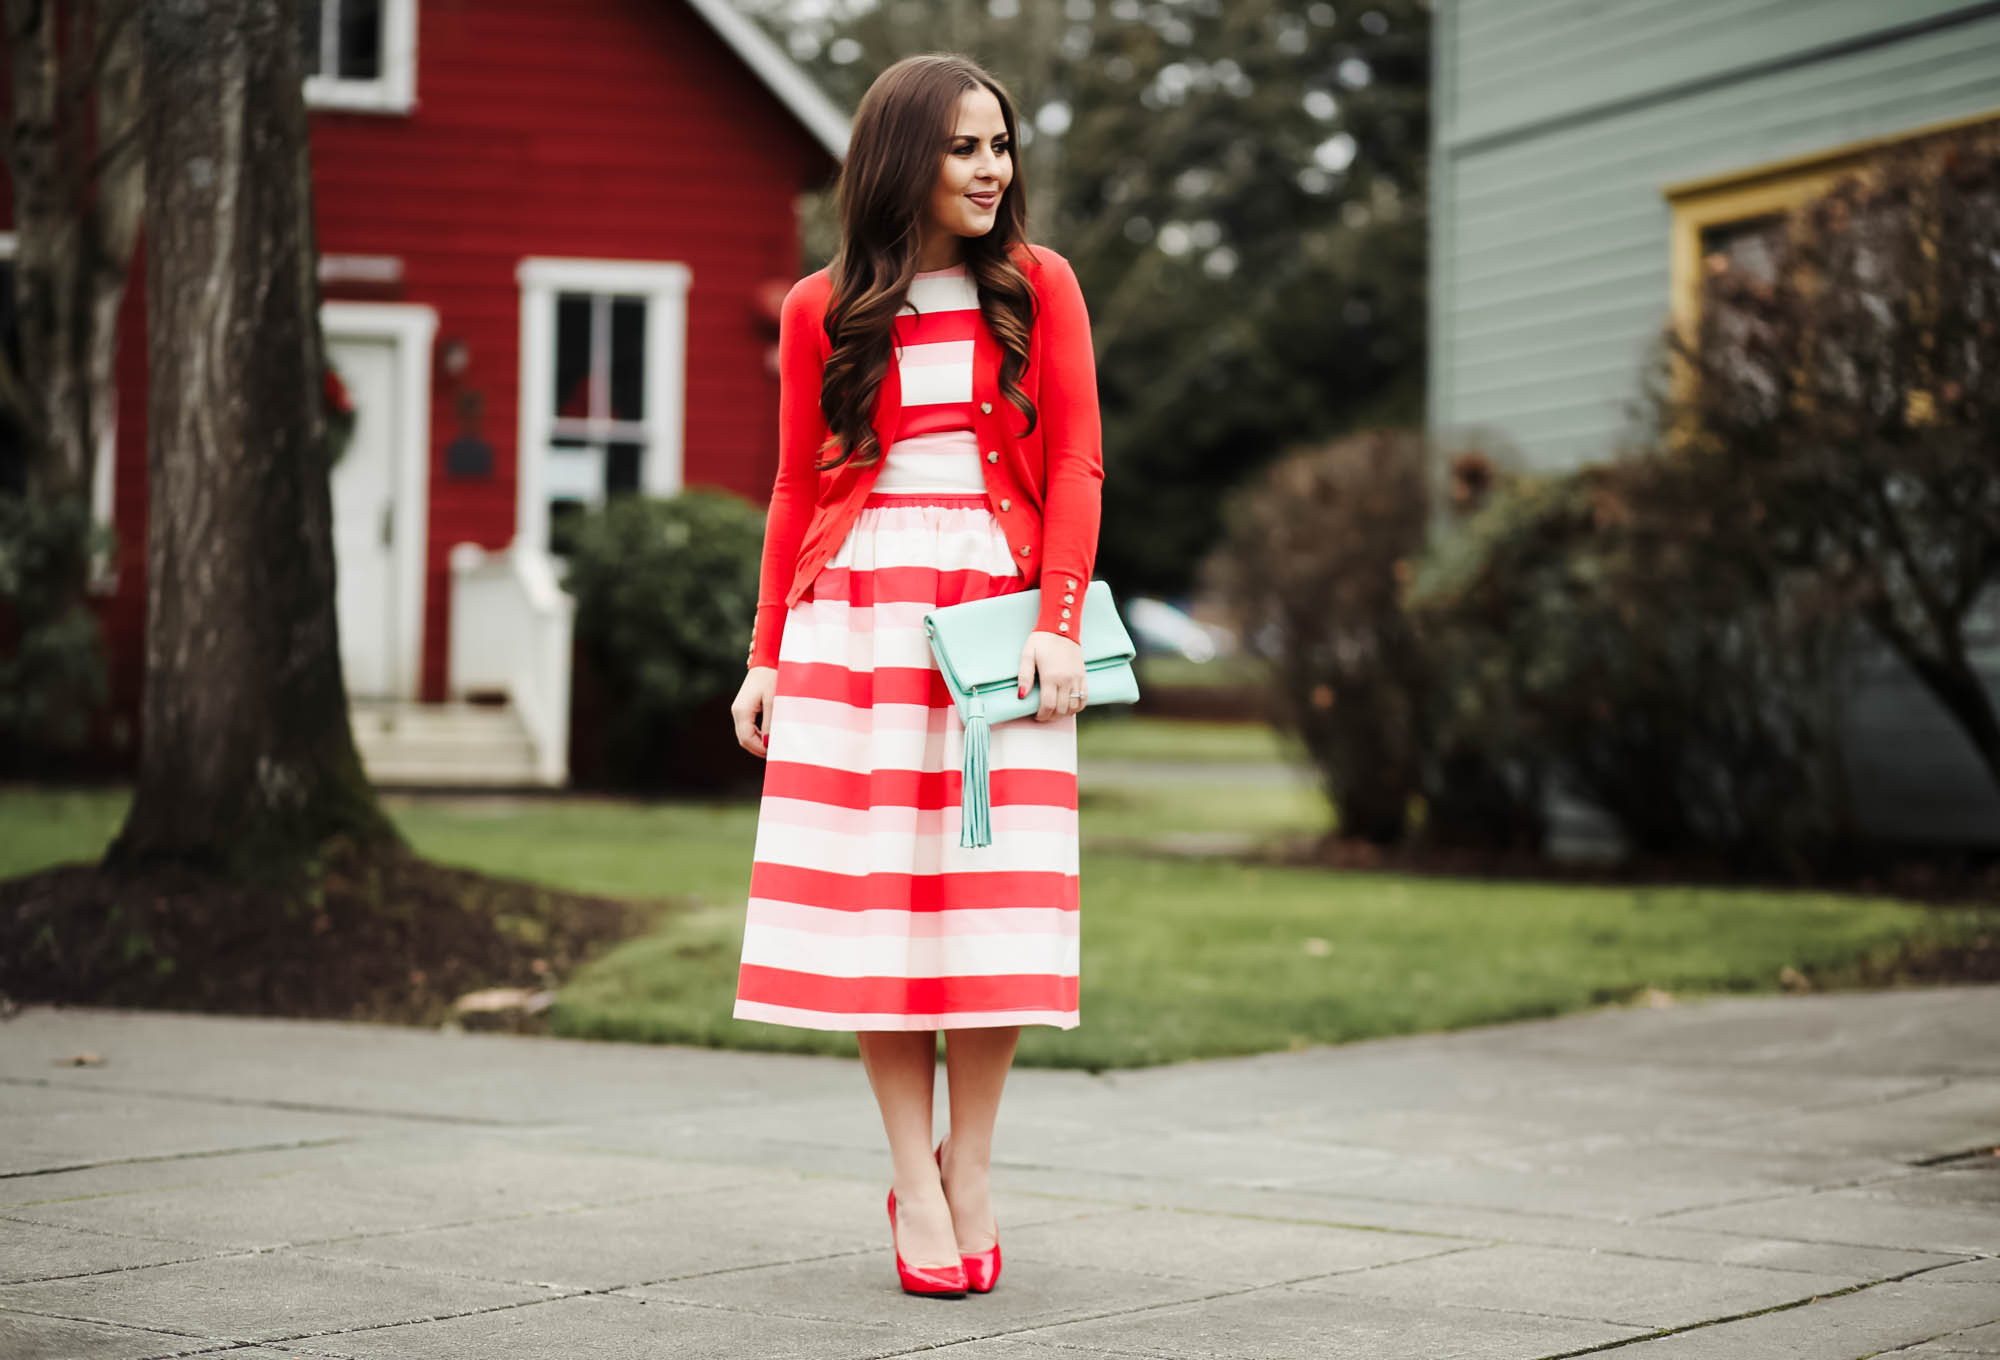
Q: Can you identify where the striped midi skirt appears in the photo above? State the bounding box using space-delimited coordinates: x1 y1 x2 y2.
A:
732 486 1082 1031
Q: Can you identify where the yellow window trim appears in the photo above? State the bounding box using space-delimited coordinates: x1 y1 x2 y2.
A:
1664 108 2000 340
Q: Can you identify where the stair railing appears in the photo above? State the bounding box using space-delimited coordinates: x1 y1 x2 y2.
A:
446 539 574 785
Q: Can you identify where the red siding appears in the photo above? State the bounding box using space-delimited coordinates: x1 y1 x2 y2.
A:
315 0 832 700
5 0 834 755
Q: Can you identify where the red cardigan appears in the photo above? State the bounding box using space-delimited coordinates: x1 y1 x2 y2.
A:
746 241 1104 671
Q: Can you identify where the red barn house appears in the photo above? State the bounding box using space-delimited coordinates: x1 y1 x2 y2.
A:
1 0 845 785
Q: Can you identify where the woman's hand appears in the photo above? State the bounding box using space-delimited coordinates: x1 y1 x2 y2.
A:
734 666 777 758
1017 630 1088 721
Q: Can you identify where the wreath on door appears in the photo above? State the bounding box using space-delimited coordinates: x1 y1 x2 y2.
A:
323 362 358 465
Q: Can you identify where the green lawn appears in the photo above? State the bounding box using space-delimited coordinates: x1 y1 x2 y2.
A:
5 781 1988 1071
0 787 132 879
1077 711 1302 765
1079 776 1329 849
552 850 1982 1070
1134 651 1271 690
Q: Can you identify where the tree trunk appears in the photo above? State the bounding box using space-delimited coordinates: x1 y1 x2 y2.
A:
1884 616 2000 808
2 0 78 501
107 0 397 877
85 0 147 515
1 0 146 509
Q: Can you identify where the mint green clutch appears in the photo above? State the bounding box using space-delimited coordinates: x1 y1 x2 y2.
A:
923 579 1140 848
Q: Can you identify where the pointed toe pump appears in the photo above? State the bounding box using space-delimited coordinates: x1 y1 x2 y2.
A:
961 1235 1003 1294
936 1138 1002 1294
886 1188 968 1298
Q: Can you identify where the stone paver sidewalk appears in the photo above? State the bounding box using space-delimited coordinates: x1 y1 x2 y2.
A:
2 985 1996 1359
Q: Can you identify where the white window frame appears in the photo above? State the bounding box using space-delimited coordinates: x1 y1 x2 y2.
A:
514 257 691 561
0 231 118 595
302 0 418 116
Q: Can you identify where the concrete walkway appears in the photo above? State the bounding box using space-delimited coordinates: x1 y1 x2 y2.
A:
2 986 1996 1360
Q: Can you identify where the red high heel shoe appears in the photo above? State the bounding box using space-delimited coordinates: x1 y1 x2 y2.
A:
886 1188 968 1298
936 1138 1002 1294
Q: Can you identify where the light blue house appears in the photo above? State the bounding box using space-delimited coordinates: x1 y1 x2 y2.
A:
1427 0 2000 846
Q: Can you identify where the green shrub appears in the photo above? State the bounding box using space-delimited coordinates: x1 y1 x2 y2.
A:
1205 430 1430 843
1408 454 1856 870
1204 429 1535 848
1662 122 2000 799
0 492 111 771
565 490 763 789
1205 421 1855 868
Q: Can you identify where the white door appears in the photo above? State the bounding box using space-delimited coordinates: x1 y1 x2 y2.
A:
328 336 401 697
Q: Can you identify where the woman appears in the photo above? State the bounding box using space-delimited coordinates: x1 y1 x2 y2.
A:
728 52 1104 1300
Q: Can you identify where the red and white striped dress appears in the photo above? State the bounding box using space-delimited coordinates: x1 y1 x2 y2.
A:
733 262 1082 1031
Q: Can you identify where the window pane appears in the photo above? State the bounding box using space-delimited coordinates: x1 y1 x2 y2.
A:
1701 214 1784 284
545 435 605 502
554 294 595 421
549 500 585 558
338 0 383 80
548 432 597 560
606 440 643 496
610 297 646 422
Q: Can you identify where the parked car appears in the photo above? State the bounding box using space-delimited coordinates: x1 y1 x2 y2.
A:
1121 596 1235 663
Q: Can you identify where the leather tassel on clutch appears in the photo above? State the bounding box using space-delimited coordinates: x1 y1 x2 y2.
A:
960 706 992 848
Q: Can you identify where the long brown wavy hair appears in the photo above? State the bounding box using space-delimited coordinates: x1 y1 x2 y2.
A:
815 53 1039 472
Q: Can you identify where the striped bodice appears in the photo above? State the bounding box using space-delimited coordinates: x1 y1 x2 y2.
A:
891 263 980 439
874 262 986 494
